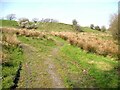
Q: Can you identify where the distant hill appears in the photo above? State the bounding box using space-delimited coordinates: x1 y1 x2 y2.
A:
1 20 106 33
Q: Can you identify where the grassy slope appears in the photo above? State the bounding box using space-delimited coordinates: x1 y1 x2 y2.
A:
1 20 18 28
51 36 118 88
38 22 74 32
1 20 118 88
1 20 113 42
1 20 74 31
1 20 108 33
17 35 118 88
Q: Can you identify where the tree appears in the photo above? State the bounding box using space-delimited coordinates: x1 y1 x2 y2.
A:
72 19 77 26
109 13 119 40
101 26 106 32
72 19 83 32
90 24 94 29
95 26 101 31
6 14 16 20
32 18 39 23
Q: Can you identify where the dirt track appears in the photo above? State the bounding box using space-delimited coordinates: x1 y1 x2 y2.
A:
17 42 64 88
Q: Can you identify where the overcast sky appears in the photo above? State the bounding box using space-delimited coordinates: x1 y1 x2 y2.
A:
0 0 119 28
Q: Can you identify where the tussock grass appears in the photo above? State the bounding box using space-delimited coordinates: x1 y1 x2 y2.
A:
1 27 118 57
1 26 118 88
1 27 47 39
57 42 118 88
50 31 118 58
2 34 20 46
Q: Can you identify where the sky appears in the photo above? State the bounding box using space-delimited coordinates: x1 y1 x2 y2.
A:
0 0 119 28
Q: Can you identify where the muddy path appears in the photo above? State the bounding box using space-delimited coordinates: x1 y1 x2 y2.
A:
17 40 65 88
44 44 64 88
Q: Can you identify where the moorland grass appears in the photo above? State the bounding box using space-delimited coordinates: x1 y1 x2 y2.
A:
51 37 118 88
1 20 119 88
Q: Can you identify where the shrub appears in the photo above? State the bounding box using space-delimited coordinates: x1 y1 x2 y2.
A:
72 19 77 26
72 19 83 32
95 26 101 31
90 24 94 29
101 26 106 32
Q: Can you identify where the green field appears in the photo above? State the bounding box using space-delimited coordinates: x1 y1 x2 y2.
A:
1 20 119 88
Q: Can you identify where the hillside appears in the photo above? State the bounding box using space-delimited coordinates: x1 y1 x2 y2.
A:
1 20 109 32
1 20 119 89
1 20 74 31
